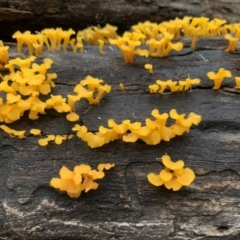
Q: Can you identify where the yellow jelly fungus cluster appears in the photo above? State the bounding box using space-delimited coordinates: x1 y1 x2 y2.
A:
147 154 195 191
79 75 111 105
72 109 201 148
149 77 200 94
77 24 118 45
144 63 153 73
0 56 56 123
146 32 183 57
224 34 239 52
131 17 240 51
0 41 9 70
207 68 232 90
50 163 115 198
0 53 111 127
38 134 74 146
0 125 25 138
109 32 149 63
10 17 240 62
12 28 75 56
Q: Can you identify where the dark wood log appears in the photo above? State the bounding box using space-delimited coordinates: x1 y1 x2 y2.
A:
1 37 240 239
1 0 240 40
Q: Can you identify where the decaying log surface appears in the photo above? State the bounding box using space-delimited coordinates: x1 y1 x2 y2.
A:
1 37 240 239
1 0 240 40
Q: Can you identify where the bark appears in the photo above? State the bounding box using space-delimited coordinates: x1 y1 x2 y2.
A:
0 37 240 239
1 0 240 40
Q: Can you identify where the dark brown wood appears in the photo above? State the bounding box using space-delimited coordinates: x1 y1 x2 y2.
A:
1 37 240 239
1 0 240 40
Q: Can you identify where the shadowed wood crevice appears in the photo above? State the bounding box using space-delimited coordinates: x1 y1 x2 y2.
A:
1 0 240 41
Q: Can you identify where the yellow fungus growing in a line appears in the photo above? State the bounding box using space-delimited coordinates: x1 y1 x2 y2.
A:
0 125 25 138
98 39 105 54
149 77 200 94
72 109 201 148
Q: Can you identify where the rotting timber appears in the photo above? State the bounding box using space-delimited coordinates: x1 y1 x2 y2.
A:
1 37 240 239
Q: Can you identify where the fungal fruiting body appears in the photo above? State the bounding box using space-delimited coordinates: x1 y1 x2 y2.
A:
147 154 195 191
0 125 25 138
50 163 115 198
30 128 41 136
235 77 240 89
13 28 75 56
149 77 200 94
207 68 232 90
0 41 9 70
144 64 153 73
119 83 124 90
9 16 240 61
224 34 239 52
72 109 201 148
109 32 149 63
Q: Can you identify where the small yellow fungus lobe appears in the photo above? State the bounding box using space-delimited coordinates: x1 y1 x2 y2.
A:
207 68 232 90
98 39 105 54
119 83 124 90
0 41 9 70
109 32 149 63
66 112 80 122
224 34 239 52
0 125 25 138
235 77 240 89
38 134 69 146
144 64 153 74
50 163 115 198
147 154 195 191
149 77 200 94
30 128 41 136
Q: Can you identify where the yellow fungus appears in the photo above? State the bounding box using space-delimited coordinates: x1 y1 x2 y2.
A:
235 77 240 89
66 112 80 122
147 173 164 186
159 169 172 182
0 41 9 70
55 135 65 145
147 154 195 191
30 128 41 136
97 163 115 171
207 68 232 90
38 138 49 146
119 83 124 90
98 39 105 54
162 155 184 170
50 163 115 198
144 63 153 73
224 34 238 52
177 168 195 186
0 125 25 138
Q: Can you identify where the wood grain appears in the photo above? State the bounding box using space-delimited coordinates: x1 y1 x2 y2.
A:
1 0 240 40
1 37 240 239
